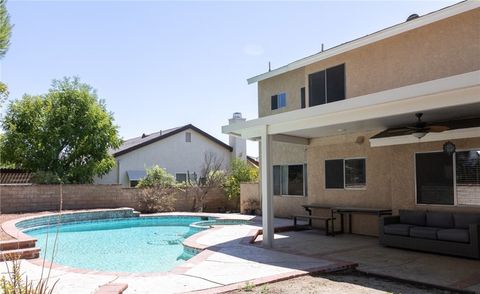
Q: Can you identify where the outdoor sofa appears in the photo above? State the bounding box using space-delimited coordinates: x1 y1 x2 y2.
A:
379 210 480 259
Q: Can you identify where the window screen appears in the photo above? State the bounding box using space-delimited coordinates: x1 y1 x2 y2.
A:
288 165 304 195
325 159 344 189
278 93 286 108
185 132 191 142
273 165 281 195
456 150 480 205
326 64 345 103
345 159 366 188
416 152 454 205
273 165 305 196
308 70 326 107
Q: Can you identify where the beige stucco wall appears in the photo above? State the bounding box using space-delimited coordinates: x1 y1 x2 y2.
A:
258 68 305 117
246 133 480 236
258 9 480 117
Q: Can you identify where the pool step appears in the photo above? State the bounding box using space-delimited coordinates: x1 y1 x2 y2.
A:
0 247 40 261
0 239 36 251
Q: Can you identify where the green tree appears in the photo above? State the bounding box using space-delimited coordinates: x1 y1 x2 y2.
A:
223 157 258 200
137 165 177 189
0 0 12 108
0 77 122 183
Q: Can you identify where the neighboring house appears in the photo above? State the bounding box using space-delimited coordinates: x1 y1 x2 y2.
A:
223 1 480 247
96 113 250 187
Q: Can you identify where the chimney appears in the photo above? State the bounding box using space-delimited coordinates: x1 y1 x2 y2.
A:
228 112 247 161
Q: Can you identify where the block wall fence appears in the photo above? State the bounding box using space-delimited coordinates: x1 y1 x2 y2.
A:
0 184 237 214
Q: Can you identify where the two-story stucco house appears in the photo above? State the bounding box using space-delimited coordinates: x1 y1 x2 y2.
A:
97 113 256 187
223 1 480 247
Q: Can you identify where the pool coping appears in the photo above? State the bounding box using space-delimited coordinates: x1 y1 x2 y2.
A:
1 208 255 277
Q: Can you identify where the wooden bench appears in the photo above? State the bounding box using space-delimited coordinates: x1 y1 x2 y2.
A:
293 215 336 236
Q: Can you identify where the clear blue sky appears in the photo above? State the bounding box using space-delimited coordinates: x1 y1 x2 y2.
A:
1 0 457 157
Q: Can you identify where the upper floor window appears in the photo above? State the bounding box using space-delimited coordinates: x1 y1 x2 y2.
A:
185 132 191 142
300 87 306 109
309 64 345 107
271 93 287 110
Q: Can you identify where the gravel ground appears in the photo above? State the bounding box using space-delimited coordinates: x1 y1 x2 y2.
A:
230 271 453 294
0 211 57 240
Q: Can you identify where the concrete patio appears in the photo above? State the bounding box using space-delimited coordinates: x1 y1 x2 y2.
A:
255 228 480 293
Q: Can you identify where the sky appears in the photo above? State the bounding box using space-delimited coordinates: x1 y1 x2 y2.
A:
1 0 458 157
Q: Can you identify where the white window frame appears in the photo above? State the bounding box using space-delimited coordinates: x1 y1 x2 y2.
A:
185 132 191 143
414 148 480 207
324 157 367 190
273 163 307 197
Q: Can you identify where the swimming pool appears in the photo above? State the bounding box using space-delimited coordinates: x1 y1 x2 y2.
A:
24 216 216 273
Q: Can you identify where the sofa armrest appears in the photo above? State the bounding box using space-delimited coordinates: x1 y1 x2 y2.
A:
469 223 479 248
382 215 400 226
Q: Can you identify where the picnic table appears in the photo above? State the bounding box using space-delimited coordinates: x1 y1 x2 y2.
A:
300 204 392 234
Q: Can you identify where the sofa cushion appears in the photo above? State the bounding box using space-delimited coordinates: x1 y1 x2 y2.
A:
409 226 439 240
384 224 412 236
426 211 453 228
454 213 480 229
437 229 470 243
399 210 426 226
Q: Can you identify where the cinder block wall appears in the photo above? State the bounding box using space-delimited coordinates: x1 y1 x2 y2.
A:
0 185 237 214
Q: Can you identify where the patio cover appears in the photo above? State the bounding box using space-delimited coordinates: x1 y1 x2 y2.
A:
222 71 480 248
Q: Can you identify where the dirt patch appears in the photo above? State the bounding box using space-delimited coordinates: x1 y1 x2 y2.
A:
0 211 58 240
229 271 453 294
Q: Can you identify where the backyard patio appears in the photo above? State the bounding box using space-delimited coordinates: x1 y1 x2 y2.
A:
1 211 479 293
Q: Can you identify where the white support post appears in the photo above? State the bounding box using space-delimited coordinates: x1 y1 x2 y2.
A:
260 125 274 248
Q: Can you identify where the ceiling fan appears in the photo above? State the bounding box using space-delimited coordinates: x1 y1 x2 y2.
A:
383 113 450 138
408 113 450 138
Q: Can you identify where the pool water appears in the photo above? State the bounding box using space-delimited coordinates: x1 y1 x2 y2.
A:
25 217 206 273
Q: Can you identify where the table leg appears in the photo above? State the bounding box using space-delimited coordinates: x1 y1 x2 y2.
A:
305 207 312 226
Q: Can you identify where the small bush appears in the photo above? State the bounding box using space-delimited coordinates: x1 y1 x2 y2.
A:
136 166 179 213
0 258 57 294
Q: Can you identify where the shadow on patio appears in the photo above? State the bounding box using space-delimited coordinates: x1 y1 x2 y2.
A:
252 228 480 293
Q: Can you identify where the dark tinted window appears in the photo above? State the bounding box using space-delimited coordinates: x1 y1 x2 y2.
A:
326 64 345 103
288 165 304 195
271 95 278 110
456 150 480 205
345 159 366 188
300 87 306 109
308 70 326 107
325 159 344 189
416 152 454 205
